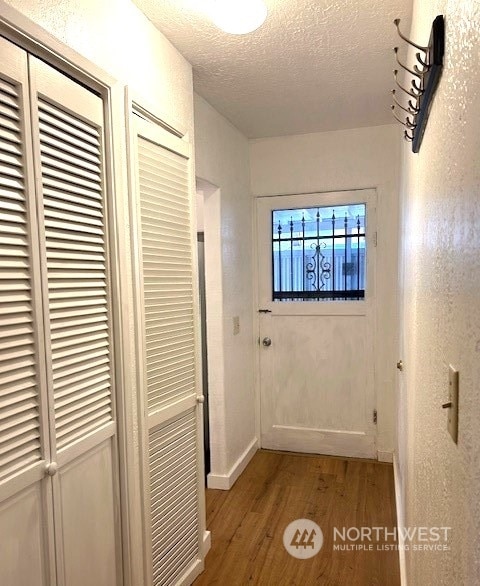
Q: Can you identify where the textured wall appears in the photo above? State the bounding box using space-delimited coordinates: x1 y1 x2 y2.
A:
398 0 480 584
194 94 256 479
4 0 194 132
250 124 401 457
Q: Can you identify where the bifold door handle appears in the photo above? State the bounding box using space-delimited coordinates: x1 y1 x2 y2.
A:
196 395 205 404
45 462 58 477
262 337 272 347
397 360 403 371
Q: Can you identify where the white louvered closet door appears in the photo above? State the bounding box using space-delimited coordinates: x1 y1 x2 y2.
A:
0 37 55 586
132 116 205 586
28 57 122 586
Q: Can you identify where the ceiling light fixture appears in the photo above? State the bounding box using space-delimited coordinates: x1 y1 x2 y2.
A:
209 0 268 35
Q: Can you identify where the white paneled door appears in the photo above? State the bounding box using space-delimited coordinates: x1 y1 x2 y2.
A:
130 113 206 586
257 190 377 458
0 38 121 586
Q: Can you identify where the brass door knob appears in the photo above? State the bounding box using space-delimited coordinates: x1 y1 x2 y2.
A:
397 360 403 371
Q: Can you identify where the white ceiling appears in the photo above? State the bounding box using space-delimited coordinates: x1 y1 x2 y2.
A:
134 0 413 138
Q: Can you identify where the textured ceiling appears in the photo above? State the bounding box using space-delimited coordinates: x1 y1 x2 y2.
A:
134 0 413 138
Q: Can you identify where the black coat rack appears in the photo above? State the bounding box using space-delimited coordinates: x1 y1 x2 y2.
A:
391 15 444 153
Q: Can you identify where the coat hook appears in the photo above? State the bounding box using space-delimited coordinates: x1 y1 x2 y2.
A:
393 70 420 99
413 62 428 75
411 78 424 94
416 51 429 69
391 106 416 129
394 48 423 79
394 19 429 52
390 15 444 153
408 99 420 113
391 90 418 116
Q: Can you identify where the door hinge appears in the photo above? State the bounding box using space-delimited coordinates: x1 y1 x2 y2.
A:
373 231 378 247
373 409 378 424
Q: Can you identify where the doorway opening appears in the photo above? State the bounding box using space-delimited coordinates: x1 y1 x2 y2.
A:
196 185 210 476
195 178 223 480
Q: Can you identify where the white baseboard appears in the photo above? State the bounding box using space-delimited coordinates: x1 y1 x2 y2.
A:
207 438 258 490
202 530 211 556
393 453 407 586
377 450 394 463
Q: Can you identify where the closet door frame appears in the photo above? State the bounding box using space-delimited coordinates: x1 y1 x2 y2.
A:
125 90 209 586
0 4 143 586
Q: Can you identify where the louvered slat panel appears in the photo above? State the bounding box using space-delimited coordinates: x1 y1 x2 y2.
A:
149 409 199 586
138 137 195 413
37 98 112 451
0 76 42 482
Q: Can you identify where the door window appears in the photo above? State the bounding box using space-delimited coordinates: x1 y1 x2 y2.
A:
272 204 366 301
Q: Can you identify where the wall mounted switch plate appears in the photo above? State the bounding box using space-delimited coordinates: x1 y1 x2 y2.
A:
447 365 459 444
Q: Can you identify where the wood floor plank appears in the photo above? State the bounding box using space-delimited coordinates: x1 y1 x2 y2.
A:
194 450 400 586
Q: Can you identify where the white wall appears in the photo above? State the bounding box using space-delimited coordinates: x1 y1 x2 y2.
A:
398 1 480 584
194 94 257 487
250 124 401 457
3 0 194 132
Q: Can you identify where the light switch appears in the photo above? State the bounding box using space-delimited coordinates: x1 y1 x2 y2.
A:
444 365 459 444
233 316 240 336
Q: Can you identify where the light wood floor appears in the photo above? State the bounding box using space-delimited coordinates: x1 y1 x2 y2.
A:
194 450 400 586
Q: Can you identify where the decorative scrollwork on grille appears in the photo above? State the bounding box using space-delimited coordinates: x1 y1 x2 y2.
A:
305 242 331 291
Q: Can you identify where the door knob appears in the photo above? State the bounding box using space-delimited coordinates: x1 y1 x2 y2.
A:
262 337 272 347
45 462 58 477
397 360 403 371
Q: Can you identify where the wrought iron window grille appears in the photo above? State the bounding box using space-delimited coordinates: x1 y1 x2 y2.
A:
272 205 366 302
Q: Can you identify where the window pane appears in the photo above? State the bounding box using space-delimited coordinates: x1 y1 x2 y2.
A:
272 204 366 302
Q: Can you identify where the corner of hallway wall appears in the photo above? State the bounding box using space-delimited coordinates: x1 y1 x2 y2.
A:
249 124 401 457
398 1 480 585
3 0 194 132
193 93 257 482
